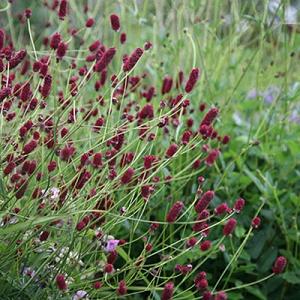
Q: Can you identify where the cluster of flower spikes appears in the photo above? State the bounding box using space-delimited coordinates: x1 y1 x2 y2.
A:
0 2 287 299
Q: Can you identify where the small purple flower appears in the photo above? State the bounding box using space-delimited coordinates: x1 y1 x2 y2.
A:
105 239 119 252
72 290 88 300
246 88 259 99
262 85 280 104
289 110 300 124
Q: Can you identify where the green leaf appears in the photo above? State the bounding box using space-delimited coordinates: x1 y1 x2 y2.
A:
247 229 268 259
257 246 277 273
226 292 243 300
244 286 267 300
117 246 132 264
0 177 8 200
287 140 300 157
0 215 67 235
175 290 196 299
243 168 265 193
235 226 246 238
281 272 300 284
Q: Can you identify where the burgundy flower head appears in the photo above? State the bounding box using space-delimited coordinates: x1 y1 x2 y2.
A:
50 32 61 49
175 264 192 274
195 191 214 213
141 185 154 200
186 237 197 247
93 281 102 289
104 263 114 273
0 58 4 73
120 167 135 184
89 40 101 52
192 209 210 232
223 218 237 236
251 216 261 229
144 155 156 170
20 83 32 102
144 41 152 50
110 14 120 31
166 143 178 158
58 0 68 20
3 161 15 176
181 130 192 145
117 280 127 295
272 256 287 274
0 87 11 102
194 272 207 291
47 160 57 172
200 108 219 127
205 148 220 166
214 203 229 215
56 274 67 290
75 169 91 189
123 47 144 72
92 153 102 168
94 48 116 72
185 67 200 93
9 49 27 69
139 103 154 119
215 291 228 300
60 144 75 161
86 17 94 28
76 221 87 231
120 32 127 44
200 240 211 251
234 198 245 213
203 291 213 300
176 70 184 89
23 140 37 154
56 41 68 60
39 231 50 241
222 135 230 144
161 76 173 94
24 8 32 19
166 201 184 223
41 75 52 98
161 282 174 300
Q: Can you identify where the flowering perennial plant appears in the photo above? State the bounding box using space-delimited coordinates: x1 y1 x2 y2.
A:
0 1 289 299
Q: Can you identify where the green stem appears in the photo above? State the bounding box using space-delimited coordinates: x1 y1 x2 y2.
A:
27 19 38 60
222 273 275 293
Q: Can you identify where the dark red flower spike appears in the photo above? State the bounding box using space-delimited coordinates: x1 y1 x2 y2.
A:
195 191 214 213
272 256 287 274
58 0 68 20
161 282 174 300
166 201 184 223
185 68 200 93
223 218 237 236
110 14 120 31
123 47 144 72
56 274 67 290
